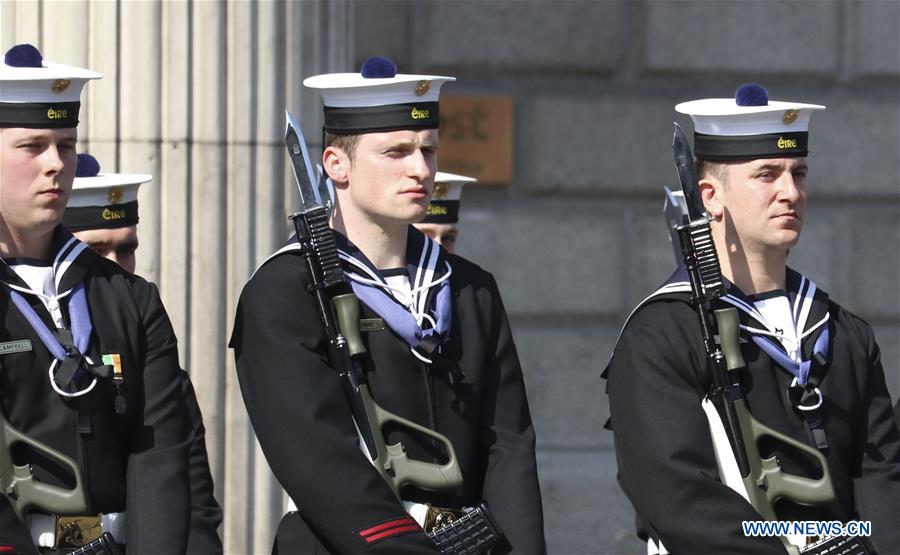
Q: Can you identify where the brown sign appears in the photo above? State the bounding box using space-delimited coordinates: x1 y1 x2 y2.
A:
438 95 513 186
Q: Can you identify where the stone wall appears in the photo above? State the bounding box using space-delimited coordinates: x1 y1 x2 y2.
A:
355 2 899 553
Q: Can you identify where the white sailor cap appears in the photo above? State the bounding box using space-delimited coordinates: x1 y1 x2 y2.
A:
423 171 476 224
675 84 825 161
63 154 151 232
0 44 101 128
303 56 454 134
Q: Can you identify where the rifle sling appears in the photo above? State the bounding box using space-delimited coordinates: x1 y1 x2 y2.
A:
788 353 831 452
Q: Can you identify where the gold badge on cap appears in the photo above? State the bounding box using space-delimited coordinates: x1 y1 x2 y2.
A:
51 79 71 93
415 80 432 97
108 186 124 204
782 109 799 125
432 182 449 199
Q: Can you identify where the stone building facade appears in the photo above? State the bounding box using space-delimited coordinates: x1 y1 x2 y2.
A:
2 1 897 553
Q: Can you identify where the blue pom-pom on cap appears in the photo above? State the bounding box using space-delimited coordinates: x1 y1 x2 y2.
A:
5 43 44 68
76 153 101 178
360 56 397 79
735 83 769 107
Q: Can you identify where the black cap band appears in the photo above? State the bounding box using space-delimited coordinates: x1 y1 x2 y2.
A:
422 200 459 224
63 201 139 231
694 131 809 161
0 101 80 128
324 102 439 134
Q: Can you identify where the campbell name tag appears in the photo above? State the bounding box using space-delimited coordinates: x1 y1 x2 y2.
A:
359 318 386 332
0 340 32 355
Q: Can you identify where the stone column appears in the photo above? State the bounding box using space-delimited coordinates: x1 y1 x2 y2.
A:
1 0 352 551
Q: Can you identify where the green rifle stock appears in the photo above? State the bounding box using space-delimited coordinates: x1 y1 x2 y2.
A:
714 308 835 515
332 293 463 498
0 410 89 520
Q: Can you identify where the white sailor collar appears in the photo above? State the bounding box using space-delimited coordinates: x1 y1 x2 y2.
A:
0 226 92 298
618 266 831 357
252 225 451 285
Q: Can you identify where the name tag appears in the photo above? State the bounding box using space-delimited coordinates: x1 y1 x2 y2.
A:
360 318 385 332
715 335 748 344
0 340 32 355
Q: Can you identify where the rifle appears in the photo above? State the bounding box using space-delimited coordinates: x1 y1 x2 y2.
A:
0 409 89 520
669 122 844 555
67 532 123 555
284 112 500 554
0 409 124 553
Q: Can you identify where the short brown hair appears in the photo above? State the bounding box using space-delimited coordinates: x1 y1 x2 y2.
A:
325 132 360 162
695 158 728 185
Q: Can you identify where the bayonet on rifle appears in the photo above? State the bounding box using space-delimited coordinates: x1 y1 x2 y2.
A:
285 113 330 214
672 123 724 300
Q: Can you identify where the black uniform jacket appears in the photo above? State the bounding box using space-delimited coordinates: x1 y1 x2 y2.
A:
895 399 900 435
606 266 900 554
0 228 192 554
180 371 223 554
231 229 545 554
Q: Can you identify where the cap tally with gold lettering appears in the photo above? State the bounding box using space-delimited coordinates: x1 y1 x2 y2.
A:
0 44 101 128
303 56 454 134
423 171 476 224
675 84 825 161
63 154 151 232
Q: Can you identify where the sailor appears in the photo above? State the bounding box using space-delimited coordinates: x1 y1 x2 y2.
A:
606 84 900 554
0 44 192 553
62 154 149 273
63 153 224 554
231 57 545 554
413 170 475 254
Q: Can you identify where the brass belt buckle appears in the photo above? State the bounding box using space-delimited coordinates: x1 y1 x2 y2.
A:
423 504 464 533
55 514 102 549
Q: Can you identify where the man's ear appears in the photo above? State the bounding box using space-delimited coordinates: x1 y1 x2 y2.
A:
323 146 349 186
699 177 724 220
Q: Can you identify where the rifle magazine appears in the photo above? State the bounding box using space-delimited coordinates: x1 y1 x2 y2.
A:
688 223 724 298
303 208 344 289
799 535 871 555
426 503 501 555
66 532 123 555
